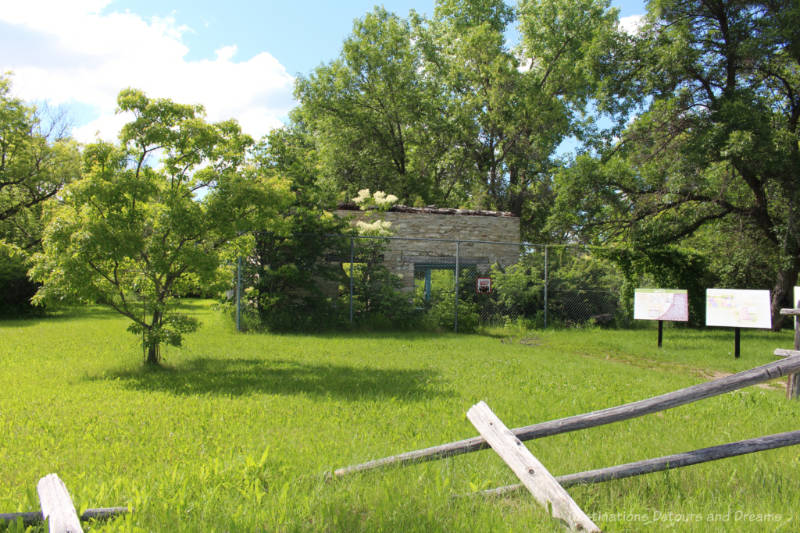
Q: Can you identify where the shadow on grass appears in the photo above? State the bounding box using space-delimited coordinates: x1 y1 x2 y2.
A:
0 300 211 329
169 300 212 311
92 358 451 401
665 327 793 342
0 305 122 328
258 329 453 342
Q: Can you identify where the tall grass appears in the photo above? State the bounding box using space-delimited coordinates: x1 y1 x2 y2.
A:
1 302 797 531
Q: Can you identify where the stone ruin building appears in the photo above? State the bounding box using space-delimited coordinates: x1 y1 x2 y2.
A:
335 204 521 293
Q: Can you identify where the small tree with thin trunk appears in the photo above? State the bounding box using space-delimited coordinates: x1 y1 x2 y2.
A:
31 89 291 364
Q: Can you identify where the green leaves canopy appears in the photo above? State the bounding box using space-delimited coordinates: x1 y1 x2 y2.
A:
550 0 800 327
293 0 625 241
0 75 80 314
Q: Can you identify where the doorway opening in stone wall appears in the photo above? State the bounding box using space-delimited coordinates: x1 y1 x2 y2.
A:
413 262 480 332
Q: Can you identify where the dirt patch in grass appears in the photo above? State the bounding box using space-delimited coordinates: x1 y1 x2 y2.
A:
576 349 784 391
499 336 543 347
699 369 784 391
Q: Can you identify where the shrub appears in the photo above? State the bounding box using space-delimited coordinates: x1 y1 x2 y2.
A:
0 249 42 316
345 238 419 329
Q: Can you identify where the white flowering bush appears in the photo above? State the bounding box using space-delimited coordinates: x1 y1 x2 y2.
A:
352 189 398 210
353 188 371 204
344 189 417 327
351 189 398 237
355 219 393 236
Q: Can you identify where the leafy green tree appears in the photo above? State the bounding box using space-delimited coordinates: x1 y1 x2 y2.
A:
0 74 80 314
0 75 79 246
295 7 449 204
244 126 352 331
31 89 292 364
490 246 624 326
596 246 716 327
294 0 627 241
413 0 520 211
345 190 417 327
413 0 626 231
551 0 800 328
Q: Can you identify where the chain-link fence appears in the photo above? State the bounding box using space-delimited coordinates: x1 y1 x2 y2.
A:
234 234 625 332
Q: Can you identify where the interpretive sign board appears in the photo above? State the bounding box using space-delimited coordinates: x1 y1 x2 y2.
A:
634 289 689 322
706 289 771 329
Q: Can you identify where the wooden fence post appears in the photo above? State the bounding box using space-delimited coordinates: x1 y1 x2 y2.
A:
37 474 83 533
467 402 600 532
780 307 800 399
789 319 800 399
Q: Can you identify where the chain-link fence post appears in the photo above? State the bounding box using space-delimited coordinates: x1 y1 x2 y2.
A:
235 255 242 332
543 245 549 329
454 240 460 332
349 236 355 324
141 293 147 359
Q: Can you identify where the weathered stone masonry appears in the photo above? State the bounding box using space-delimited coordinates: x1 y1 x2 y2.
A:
336 205 521 291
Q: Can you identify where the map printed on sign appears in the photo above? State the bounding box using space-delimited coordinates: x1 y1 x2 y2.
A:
634 289 689 321
706 289 772 329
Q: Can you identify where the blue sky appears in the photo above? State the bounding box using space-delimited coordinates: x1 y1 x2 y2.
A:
0 0 646 143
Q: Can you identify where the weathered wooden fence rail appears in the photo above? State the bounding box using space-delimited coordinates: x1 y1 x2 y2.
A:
480 429 800 497
0 507 128 528
334 353 800 477
0 474 127 532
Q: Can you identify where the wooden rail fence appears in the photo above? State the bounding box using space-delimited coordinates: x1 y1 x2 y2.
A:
334 310 800 531
335 350 800 477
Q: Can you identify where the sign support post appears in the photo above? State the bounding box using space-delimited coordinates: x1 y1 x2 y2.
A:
706 289 772 358
658 320 663 348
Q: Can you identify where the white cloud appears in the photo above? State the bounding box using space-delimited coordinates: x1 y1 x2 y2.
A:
71 111 134 144
0 0 295 143
619 14 645 35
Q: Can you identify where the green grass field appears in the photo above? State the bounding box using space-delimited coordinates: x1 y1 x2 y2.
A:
1 302 798 531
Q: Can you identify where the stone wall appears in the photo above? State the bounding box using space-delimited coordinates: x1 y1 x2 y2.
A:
336 205 521 291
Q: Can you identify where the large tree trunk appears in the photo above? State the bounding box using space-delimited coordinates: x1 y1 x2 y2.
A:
769 187 800 330
507 166 523 217
771 255 800 332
